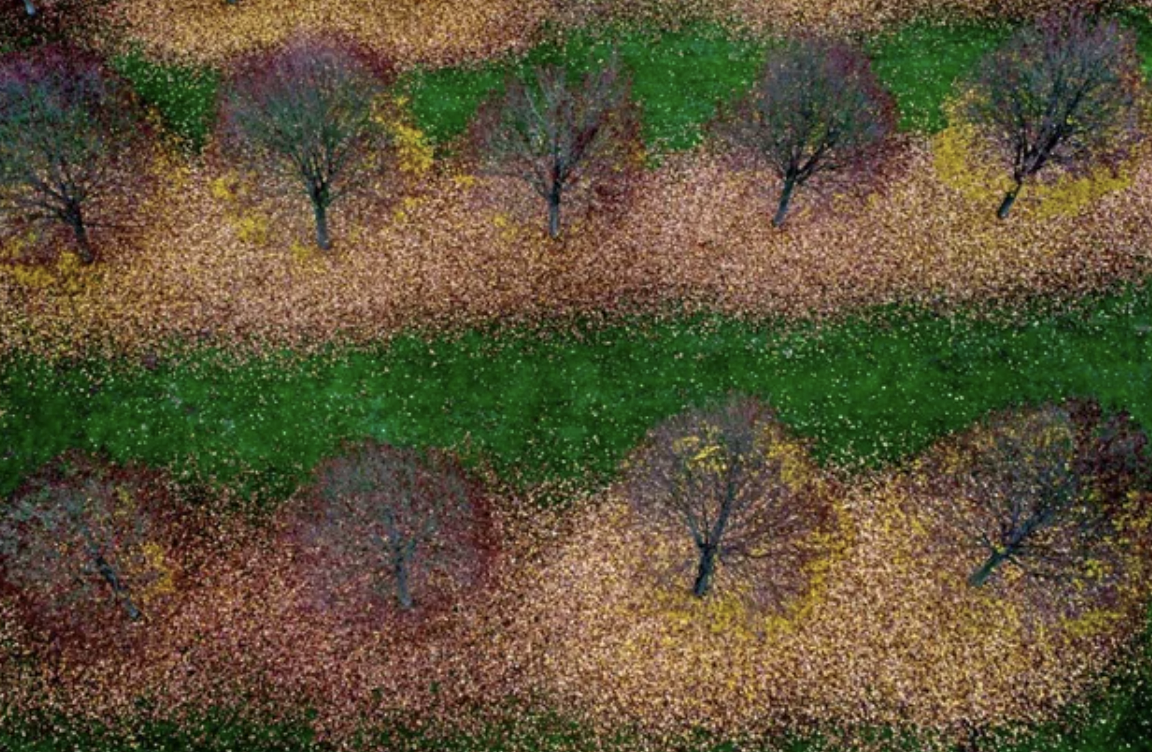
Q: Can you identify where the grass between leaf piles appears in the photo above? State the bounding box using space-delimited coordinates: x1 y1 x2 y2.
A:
398 6 1152 144
2 282 1150 508
114 8 1152 154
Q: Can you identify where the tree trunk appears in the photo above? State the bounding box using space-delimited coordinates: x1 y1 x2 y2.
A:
692 544 718 598
547 189 562 239
772 177 797 228
996 183 1021 220
65 202 95 264
394 554 413 611
313 199 331 251
968 548 1011 588
93 552 142 621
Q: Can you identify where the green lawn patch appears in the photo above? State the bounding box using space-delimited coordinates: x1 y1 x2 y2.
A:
865 19 1012 132
9 9 1152 155
404 17 1018 149
865 7 1152 135
1116 5 1152 80
111 46 220 153
402 7 1152 151
3 284 1150 508
400 21 767 153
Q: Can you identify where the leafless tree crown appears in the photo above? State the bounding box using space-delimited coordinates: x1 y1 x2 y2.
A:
472 49 637 238
0 47 140 263
0 457 167 629
623 395 835 607
298 443 486 614
923 401 1150 590
964 7 1143 218
224 37 389 251
715 37 894 227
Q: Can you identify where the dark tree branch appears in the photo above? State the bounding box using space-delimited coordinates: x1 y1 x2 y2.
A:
965 7 1142 218
713 36 894 228
472 49 637 239
225 37 390 251
624 394 835 607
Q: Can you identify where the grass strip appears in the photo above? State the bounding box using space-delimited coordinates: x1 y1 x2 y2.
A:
3 284 1150 507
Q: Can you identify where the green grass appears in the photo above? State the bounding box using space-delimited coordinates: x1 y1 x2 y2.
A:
7 8 1152 155
403 16 1021 149
398 61 507 148
111 46 220 153
865 7 1152 134
3 284 1150 508
400 17 1022 149
0 707 321 752
89 8 1152 158
399 21 766 154
398 6 1152 149
559 23 767 151
865 19 1012 132
1117 5 1152 80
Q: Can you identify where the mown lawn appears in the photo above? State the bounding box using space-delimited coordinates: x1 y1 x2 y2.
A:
116 8 1152 154
3 284 1150 508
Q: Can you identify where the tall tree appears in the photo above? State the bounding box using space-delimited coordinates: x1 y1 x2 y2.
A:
471 49 637 239
714 37 894 227
294 443 487 614
623 395 835 605
0 47 140 263
224 38 389 251
964 7 1143 219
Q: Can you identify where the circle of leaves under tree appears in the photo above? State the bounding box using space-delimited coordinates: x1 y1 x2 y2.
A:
292 442 490 618
622 394 837 611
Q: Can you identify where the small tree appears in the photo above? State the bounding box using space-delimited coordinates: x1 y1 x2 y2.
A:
295 443 486 614
715 37 894 228
623 395 835 604
964 8 1143 219
0 456 173 629
224 38 389 251
0 47 141 263
926 402 1149 589
471 50 637 239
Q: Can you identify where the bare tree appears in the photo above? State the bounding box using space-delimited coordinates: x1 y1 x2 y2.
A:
223 38 389 251
964 7 1143 219
296 443 486 614
714 37 894 228
0 47 141 263
924 402 1149 589
471 49 637 239
623 395 834 605
0 456 171 629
